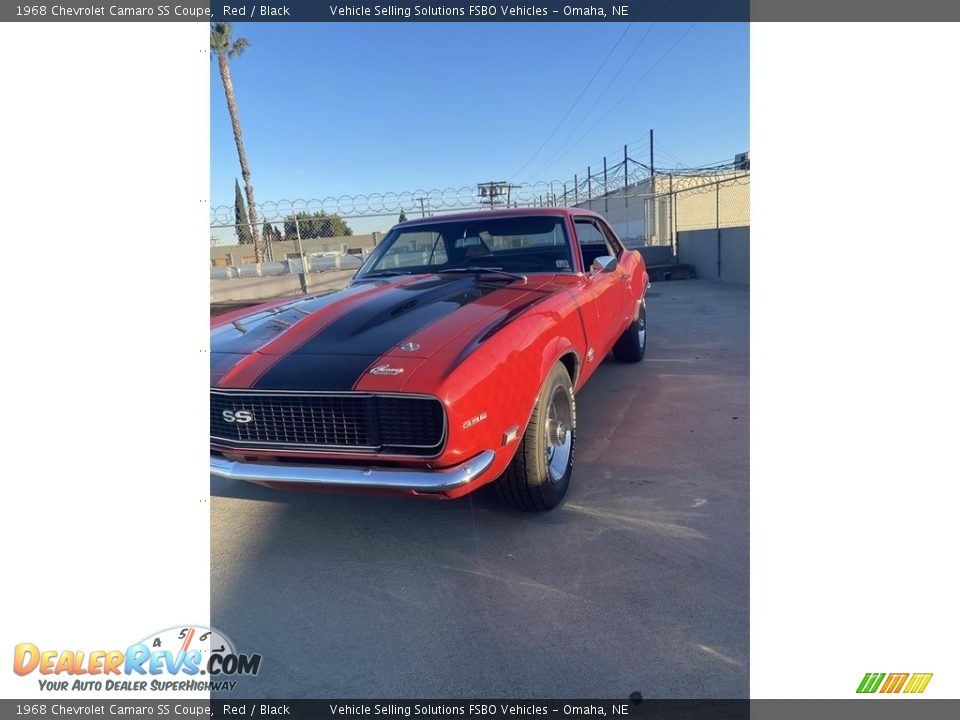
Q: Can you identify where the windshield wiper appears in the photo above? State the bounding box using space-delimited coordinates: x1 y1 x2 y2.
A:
437 267 527 283
360 270 412 278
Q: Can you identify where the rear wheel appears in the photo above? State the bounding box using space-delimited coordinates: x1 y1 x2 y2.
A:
613 300 647 363
495 363 576 512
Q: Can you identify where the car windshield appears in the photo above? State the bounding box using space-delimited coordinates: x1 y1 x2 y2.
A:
357 215 574 278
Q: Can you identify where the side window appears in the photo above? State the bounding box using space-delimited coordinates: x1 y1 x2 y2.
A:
596 220 625 258
575 218 620 271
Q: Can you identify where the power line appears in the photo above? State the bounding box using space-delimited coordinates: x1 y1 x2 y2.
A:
508 23 633 182
524 20 660 183
531 22 700 179
654 142 686 166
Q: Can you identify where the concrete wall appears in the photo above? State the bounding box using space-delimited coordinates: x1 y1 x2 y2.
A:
637 245 675 266
210 233 378 265
210 269 355 303
575 183 648 244
573 172 750 244
677 225 750 285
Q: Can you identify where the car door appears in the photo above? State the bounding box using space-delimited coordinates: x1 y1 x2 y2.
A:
595 216 636 331
573 216 628 352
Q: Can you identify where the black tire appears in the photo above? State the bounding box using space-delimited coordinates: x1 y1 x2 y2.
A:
613 300 647 363
495 363 576 512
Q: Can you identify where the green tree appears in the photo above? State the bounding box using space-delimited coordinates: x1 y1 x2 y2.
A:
211 23 263 262
234 179 252 244
262 221 281 245
284 211 353 240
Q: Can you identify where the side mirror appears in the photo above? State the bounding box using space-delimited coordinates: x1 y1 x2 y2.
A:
590 255 617 274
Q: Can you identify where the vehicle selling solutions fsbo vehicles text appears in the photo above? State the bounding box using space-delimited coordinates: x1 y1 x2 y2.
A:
328 5 553 18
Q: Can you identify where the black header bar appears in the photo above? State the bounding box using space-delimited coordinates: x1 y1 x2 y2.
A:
3 700 960 720
5 0 960 21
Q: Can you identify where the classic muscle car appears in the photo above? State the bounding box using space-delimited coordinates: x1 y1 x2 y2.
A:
210 208 648 511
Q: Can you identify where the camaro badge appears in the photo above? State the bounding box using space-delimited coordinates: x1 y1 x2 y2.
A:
399 341 421 352
369 364 405 376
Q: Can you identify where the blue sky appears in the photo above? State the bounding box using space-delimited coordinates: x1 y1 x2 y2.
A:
211 22 748 208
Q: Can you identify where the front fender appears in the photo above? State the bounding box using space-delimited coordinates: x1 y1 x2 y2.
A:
422 316 583 474
539 336 581 389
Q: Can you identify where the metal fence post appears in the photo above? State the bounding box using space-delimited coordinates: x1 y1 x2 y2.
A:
264 221 274 263
716 183 722 280
587 167 592 210
574 174 579 205
623 145 629 208
603 157 609 215
669 173 675 258
673 186 680 261
294 216 308 294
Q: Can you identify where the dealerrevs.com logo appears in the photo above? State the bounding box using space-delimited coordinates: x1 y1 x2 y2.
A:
13 625 261 693
857 672 933 694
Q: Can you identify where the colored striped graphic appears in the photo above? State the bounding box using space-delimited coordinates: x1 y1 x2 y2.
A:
879 673 909 693
857 673 885 693
857 672 932 694
903 673 934 694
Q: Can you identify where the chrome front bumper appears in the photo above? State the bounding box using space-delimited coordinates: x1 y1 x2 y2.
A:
210 450 496 493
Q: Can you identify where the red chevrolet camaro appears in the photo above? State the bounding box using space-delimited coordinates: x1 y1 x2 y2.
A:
210 208 648 511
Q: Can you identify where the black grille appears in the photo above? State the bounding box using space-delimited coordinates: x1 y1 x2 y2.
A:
211 391 445 455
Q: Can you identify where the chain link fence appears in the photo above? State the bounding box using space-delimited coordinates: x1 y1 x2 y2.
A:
210 161 749 302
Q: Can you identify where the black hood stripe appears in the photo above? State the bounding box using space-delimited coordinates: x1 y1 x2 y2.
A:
252 275 508 391
443 291 556 375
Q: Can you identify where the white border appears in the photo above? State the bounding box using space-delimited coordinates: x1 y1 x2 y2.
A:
0 22 210 699
752 22 960 698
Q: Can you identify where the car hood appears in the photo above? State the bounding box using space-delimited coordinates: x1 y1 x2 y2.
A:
211 274 561 391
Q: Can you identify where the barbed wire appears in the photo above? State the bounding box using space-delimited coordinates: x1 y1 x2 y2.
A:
211 164 747 225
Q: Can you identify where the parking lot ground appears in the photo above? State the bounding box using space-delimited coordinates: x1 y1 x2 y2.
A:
211 279 749 698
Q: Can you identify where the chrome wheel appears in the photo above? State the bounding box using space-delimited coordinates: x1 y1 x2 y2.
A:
496 362 576 511
544 385 574 483
637 304 647 350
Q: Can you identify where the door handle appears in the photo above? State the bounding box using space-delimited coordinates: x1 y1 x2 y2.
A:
619 273 630 280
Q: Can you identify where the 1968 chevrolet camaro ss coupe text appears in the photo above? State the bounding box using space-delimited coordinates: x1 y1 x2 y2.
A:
210 208 648 511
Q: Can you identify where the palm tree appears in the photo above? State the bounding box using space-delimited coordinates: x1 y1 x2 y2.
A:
210 23 263 262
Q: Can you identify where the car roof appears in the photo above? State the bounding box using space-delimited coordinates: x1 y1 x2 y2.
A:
393 206 603 227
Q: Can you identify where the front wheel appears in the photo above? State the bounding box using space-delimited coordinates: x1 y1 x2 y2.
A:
613 300 647 363
495 363 576 512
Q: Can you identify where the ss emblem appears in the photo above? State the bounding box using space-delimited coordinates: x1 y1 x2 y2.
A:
222 410 254 423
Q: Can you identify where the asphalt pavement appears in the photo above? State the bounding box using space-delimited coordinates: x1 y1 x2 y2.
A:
210 279 750 698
